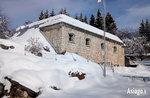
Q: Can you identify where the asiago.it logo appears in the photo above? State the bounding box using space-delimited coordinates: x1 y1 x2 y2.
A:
127 88 146 96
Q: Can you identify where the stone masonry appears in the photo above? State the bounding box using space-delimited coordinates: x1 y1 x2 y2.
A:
41 22 125 66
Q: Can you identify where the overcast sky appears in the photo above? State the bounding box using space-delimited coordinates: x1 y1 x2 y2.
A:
0 0 150 30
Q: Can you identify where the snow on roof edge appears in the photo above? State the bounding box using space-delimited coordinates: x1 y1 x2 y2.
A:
16 14 123 44
40 14 123 44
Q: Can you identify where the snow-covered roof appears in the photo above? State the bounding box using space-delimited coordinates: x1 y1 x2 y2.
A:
40 14 123 44
17 14 123 44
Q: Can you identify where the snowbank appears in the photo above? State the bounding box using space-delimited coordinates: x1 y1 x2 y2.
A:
1 39 150 98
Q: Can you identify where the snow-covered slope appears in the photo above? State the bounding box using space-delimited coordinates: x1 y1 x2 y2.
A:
11 24 56 55
0 15 150 98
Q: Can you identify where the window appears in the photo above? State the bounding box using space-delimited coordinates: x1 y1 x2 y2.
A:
113 46 117 53
68 33 75 42
86 38 90 46
101 43 104 50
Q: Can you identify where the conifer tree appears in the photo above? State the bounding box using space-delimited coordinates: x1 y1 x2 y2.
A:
63 8 70 16
59 8 69 16
95 9 103 30
145 19 149 32
74 14 79 20
84 16 88 24
139 20 146 37
89 14 96 27
44 10 49 19
39 10 44 20
59 8 63 14
79 13 84 22
50 9 55 17
145 19 150 41
105 12 117 35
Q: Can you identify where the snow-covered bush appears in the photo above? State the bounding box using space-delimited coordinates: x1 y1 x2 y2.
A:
0 10 11 39
25 37 43 56
123 37 147 55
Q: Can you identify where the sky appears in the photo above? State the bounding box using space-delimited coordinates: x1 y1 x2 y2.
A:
0 0 150 30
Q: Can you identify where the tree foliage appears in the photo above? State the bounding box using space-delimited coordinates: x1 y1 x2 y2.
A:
123 37 147 55
139 19 150 41
59 8 69 16
105 12 117 35
39 9 56 20
79 13 84 22
0 10 10 39
39 10 45 20
139 20 146 36
75 13 88 24
44 10 49 18
89 14 96 27
95 9 103 30
117 30 132 40
84 16 88 24
50 9 55 17
74 14 79 20
59 8 63 14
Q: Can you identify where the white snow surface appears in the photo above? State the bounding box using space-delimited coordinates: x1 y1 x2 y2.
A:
0 17 150 98
114 65 150 77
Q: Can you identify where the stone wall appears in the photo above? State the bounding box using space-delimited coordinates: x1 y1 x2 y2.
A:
41 23 63 52
41 23 124 66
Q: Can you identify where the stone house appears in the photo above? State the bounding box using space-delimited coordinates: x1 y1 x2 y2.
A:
40 14 125 66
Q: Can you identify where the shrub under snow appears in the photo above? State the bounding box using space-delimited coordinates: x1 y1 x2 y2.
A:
25 37 43 56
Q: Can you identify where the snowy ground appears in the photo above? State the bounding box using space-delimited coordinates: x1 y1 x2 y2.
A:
114 65 150 77
0 17 150 98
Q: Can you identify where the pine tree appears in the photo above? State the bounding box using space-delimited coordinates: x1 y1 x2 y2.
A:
89 14 96 27
39 10 44 20
59 8 63 14
63 8 69 16
79 13 84 22
59 8 69 16
74 14 79 20
44 10 49 19
95 9 103 30
50 9 55 17
145 19 149 33
84 16 88 24
145 19 150 41
139 20 145 37
105 12 117 35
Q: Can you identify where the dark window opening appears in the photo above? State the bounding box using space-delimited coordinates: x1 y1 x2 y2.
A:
113 46 117 53
86 38 90 46
69 33 74 42
101 43 104 50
